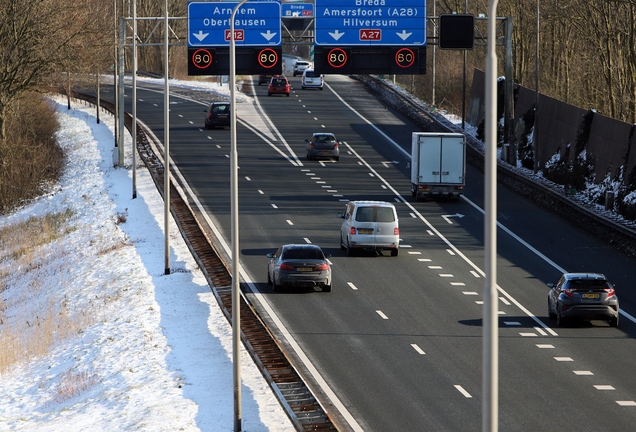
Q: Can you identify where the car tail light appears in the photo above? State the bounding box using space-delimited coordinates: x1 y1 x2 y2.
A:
279 264 295 271
334 142 339 147
419 185 427 190
394 227 399 235
604 288 615 299
563 288 575 298
314 263 329 271
310 143 315 148
351 227 356 235
454 185 464 190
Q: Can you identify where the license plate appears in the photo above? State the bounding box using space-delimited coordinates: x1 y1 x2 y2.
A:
297 267 313 272
583 293 600 299
358 229 373 234
219 115 227 118
321 151 330 154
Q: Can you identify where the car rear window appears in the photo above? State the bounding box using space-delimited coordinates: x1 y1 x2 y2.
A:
282 247 323 260
305 71 320 78
272 79 287 86
355 207 395 223
212 105 229 113
315 135 335 142
567 279 611 289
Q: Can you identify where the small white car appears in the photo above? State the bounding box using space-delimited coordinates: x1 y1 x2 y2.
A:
338 201 400 256
302 69 324 90
293 60 311 76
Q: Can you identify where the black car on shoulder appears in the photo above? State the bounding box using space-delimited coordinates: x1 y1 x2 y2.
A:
204 102 231 129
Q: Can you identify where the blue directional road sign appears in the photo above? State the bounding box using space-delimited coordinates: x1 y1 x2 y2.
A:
315 0 426 46
188 1 281 47
282 3 314 18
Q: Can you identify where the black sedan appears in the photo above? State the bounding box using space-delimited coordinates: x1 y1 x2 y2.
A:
547 272 619 327
306 133 339 161
203 102 230 129
267 244 332 292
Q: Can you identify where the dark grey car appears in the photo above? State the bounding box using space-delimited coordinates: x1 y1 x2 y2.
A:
306 133 339 161
204 102 231 129
267 244 332 292
547 273 619 327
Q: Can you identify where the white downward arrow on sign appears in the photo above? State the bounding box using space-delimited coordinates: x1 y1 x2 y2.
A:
261 30 277 41
397 30 412 41
193 31 209 42
329 30 344 40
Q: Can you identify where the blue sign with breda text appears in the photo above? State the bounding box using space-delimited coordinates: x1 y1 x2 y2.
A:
315 0 426 46
188 1 281 47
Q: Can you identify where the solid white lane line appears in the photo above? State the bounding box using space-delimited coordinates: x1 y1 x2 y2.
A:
454 385 472 398
347 282 358 290
411 344 426 355
376 310 389 320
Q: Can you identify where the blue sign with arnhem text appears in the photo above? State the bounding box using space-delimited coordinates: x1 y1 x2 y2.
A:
315 0 426 46
188 1 281 47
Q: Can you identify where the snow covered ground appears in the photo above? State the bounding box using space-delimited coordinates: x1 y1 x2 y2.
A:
0 78 295 431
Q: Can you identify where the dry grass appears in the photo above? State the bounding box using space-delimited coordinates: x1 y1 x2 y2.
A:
0 207 129 375
46 368 100 405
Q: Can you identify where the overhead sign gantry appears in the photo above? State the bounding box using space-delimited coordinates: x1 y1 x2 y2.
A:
313 0 427 75
187 1 283 75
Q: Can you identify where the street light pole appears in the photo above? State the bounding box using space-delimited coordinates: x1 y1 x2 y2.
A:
484 1 499 431
230 2 249 430
533 0 540 173
164 0 171 275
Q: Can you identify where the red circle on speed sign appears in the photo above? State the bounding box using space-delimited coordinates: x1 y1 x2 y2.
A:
192 49 213 69
327 48 348 68
258 48 278 68
394 48 415 68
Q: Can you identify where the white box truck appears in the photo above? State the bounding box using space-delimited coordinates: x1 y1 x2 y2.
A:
410 132 466 200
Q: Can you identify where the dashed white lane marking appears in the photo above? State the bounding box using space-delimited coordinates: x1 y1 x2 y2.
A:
534 327 548 336
394 197 400 203
327 259 333 265
616 401 636 406
189 121 194 124
304 238 312 244
411 344 426 355
225 154 229 158
313 117 318 120
451 282 465 286
594 385 616 390
327 189 337 192
339 199 349 202
321 125 326 128
245 176 251 181
258 190 264 194
368 173 375 177
178 114 183 117
454 385 472 398
381 185 387 189
555 357 574 362
301 169 311 172
475 301 484 305
357 161 363 165
428 265 442 269
499 297 511 305
376 310 389 320
520 333 538 337
333 195 343 197
498 311 506 315
505 322 522 326
347 282 358 290
408 251 422 255
271 204 278 209
427 230 434 236
286 220 294 225
536 344 555 348
418 258 432 262
311 177 321 180
319 161 326 167
401 244 412 248
410 213 417 218
306 172 316 176
573 370 594 375
470 271 480 278
307 110 311 113
439 274 454 278
447 249 456 255
463 292 478 296
316 181 326 184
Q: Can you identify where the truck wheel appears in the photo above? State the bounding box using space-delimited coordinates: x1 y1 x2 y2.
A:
391 249 399 257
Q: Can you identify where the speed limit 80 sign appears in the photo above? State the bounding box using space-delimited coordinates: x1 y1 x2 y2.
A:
188 47 282 76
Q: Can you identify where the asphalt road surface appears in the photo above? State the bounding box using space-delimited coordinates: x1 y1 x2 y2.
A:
93 74 636 432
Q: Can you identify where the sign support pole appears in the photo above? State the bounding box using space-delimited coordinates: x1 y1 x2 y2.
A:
484 1 499 431
231 2 250 430
164 0 171 276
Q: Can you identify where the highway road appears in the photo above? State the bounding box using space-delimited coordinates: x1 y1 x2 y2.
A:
95 74 636 431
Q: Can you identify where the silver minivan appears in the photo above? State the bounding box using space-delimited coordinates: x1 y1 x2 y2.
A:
338 201 399 256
